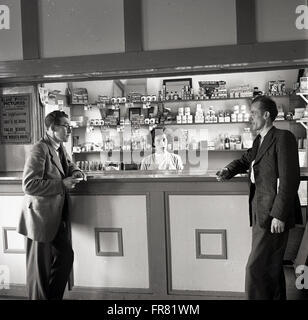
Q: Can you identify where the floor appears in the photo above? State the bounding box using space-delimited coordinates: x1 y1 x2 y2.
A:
285 266 308 300
1 266 307 300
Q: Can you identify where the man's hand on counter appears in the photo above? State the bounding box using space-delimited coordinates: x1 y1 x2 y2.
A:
72 170 87 181
63 177 82 190
216 168 229 182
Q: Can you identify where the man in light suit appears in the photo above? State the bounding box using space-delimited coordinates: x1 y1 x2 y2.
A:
216 96 302 299
17 110 86 300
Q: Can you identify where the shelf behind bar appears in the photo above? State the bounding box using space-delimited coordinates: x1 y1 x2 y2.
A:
72 119 298 129
69 94 292 107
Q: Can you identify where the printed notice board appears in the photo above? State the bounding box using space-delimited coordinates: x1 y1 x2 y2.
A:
0 94 32 144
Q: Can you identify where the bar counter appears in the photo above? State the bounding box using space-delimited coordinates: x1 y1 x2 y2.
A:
1 167 308 181
0 169 307 299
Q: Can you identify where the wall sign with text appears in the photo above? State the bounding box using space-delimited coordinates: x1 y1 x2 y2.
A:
0 94 32 144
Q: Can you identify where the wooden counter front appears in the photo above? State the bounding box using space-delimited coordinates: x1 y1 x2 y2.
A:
0 172 306 299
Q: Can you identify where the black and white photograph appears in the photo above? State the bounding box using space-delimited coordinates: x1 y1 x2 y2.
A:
0 0 308 311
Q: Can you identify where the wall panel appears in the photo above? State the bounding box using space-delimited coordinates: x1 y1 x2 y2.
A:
256 0 308 42
142 0 237 50
38 0 125 58
0 0 23 61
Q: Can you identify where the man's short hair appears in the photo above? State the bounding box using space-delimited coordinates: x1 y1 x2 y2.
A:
252 95 278 122
150 126 166 147
44 110 68 129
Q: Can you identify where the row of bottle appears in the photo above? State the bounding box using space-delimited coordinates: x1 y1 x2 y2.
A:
159 85 194 101
207 128 254 151
76 161 104 171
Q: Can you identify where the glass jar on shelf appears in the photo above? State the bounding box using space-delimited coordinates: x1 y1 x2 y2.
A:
242 128 253 149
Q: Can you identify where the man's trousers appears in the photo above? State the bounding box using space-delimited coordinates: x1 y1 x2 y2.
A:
245 215 289 300
26 221 74 300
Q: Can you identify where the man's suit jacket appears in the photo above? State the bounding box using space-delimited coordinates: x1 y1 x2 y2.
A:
17 134 80 242
226 126 302 230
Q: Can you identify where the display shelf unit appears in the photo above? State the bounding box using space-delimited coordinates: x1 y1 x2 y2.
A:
71 119 297 130
296 93 308 130
69 95 293 108
69 90 303 172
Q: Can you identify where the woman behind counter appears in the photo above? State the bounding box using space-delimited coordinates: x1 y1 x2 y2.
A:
140 127 184 170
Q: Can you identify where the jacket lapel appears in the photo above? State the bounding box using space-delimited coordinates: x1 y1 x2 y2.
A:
43 134 65 177
254 126 276 166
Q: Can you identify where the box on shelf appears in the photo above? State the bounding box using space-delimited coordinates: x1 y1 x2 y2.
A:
68 88 89 104
268 80 286 96
300 77 308 93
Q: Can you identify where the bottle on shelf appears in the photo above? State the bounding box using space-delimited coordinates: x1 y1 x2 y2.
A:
242 128 253 149
224 134 230 150
174 91 179 100
224 111 231 123
218 111 225 123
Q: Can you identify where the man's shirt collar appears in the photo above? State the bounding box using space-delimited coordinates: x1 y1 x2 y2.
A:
46 132 61 151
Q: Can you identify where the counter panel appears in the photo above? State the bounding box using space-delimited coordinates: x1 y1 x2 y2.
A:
70 195 150 290
167 194 251 293
0 196 26 286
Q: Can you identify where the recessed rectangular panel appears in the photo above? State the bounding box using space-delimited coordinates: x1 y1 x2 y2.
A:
196 229 227 259
95 228 123 256
168 195 251 292
256 0 308 42
142 0 237 50
70 195 149 289
0 0 23 61
0 196 26 285
39 0 125 58
3 227 26 253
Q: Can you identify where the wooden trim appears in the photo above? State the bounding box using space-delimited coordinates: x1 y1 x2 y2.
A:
2 227 26 254
147 190 168 297
195 229 227 259
236 0 256 44
20 0 40 60
0 283 245 299
168 288 245 298
164 191 173 295
0 40 307 84
123 0 143 52
95 227 124 257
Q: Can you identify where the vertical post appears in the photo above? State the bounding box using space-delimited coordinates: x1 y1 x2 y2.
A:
20 0 40 59
123 0 143 52
236 0 257 44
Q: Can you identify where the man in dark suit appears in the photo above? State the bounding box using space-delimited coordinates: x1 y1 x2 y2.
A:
216 95 302 300
17 110 86 300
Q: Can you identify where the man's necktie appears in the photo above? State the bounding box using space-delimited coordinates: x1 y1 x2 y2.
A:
250 134 261 183
58 145 68 176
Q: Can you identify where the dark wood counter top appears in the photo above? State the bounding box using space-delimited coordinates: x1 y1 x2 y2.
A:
1 168 308 183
